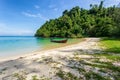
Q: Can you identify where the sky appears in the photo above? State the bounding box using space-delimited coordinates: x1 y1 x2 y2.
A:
0 0 120 36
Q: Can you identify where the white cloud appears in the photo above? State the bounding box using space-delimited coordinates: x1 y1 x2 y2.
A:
34 5 40 9
48 4 58 11
48 4 56 8
92 0 120 7
0 23 7 32
22 12 48 20
0 23 33 36
53 8 58 11
104 0 120 7
22 12 37 17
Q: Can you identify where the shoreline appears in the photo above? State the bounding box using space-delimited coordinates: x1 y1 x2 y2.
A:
0 38 85 62
0 38 105 80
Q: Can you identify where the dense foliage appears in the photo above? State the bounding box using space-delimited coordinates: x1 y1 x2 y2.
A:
35 1 120 38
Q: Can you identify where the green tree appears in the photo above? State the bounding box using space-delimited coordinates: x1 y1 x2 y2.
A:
35 1 119 38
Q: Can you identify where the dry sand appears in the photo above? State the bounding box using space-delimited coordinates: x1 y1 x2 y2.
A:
0 38 101 80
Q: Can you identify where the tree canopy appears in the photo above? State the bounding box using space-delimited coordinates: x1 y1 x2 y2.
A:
35 1 120 38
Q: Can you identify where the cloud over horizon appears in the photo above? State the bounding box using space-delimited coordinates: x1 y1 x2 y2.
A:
0 23 33 36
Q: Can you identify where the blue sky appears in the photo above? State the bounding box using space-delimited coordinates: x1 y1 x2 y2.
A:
0 0 120 36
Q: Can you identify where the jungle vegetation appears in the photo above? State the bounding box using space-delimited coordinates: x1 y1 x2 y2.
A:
35 1 120 38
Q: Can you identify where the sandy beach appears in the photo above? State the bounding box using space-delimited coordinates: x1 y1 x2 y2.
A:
0 38 84 62
0 38 119 80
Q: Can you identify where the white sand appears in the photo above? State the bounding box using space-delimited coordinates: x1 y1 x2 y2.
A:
0 38 101 80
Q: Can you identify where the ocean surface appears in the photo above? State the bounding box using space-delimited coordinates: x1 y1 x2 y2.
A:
0 36 44 57
0 36 80 58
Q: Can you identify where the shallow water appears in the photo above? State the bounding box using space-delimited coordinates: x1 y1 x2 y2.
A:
0 36 81 57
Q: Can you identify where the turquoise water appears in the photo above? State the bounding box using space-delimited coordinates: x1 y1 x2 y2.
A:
0 36 51 57
0 36 80 58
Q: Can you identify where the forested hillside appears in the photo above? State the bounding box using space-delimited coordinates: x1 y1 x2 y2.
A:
35 1 120 38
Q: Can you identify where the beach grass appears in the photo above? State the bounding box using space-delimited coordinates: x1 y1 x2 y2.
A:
100 38 120 53
93 53 120 61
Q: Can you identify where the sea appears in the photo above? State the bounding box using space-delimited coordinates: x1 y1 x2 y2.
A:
0 36 80 58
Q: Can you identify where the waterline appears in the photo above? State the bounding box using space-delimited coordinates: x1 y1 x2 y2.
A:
0 36 82 58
